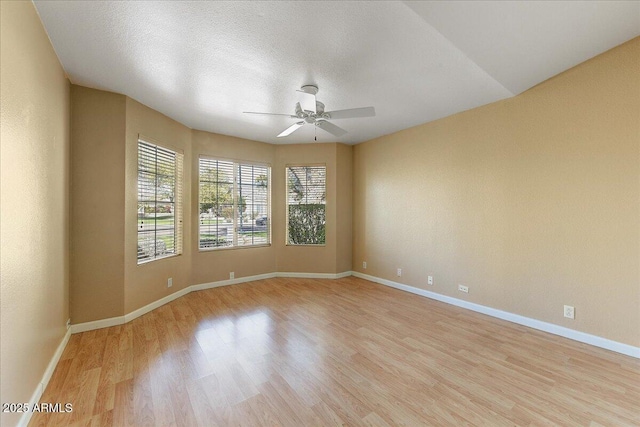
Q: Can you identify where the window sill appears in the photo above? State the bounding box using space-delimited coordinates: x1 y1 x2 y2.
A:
198 243 272 253
137 253 181 265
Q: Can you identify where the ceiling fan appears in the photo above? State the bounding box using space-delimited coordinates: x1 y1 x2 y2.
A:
243 85 375 139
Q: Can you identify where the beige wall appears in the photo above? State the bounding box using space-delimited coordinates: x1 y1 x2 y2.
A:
10 3 631 359
4 8 635 423
70 86 126 322
336 143 353 273
190 130 277 285
353 38 640 346
67 96 352 321
191 140 353 279
0 2 70 426
274 143 347 274
123 98 193 313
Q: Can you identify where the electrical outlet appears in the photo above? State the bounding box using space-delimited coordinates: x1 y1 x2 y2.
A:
458 284 469 293
564 305 575 319
427 276 433 285
167 277 173 288
363 261 367 269
397 268 402 277
230 272 235 280
66 318 71 330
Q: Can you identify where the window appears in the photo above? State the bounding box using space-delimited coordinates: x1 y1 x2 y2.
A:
286 165 326 245
199 157 270 250
137 139 183 263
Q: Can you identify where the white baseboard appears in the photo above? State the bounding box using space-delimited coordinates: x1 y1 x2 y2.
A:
70 271 350 334
335 271 353 278
70 315 125 334
28 269 637 427
124 286 192 323
278 271 352 279
352 271 640 359
23 271 348 424
68 270 637 359
191 272 277 291
18 328 72 427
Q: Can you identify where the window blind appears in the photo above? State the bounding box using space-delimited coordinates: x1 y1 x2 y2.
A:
199 157 270 250
137 140 183 263
237 163 270 247
286 165 326 245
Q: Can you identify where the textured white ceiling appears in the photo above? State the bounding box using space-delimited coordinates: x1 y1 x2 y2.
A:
34 1 639 145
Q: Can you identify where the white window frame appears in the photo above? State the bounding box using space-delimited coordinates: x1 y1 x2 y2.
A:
137 138 183 264
198 156 271 251
286 164 326 246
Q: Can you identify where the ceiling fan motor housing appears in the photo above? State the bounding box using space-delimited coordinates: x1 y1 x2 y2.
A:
300 84 319 95
298 101 327 122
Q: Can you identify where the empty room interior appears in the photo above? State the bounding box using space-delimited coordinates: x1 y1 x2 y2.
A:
1 1 639 426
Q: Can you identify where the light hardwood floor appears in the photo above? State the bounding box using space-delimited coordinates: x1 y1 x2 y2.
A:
30 277 639 426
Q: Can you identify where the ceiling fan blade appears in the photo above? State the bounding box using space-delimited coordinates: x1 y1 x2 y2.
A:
316 120 347 137
277 121 304 138
296 90 316 113
325 106 375 120
243 111 297 118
